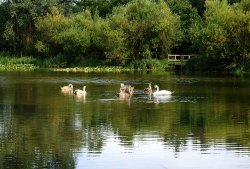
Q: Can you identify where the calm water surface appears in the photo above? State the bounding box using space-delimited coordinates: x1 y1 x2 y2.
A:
0 71 249 169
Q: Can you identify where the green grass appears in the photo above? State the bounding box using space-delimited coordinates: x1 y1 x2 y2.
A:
0 54 67 71
0 55 37 71
128 59 170 71
0 55 36 64
35 56 67 68
0 55 133 72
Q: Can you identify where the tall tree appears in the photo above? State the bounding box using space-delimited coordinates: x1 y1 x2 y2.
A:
0 1 11 52
187 0 205 16
228 0 241 5
35 7 93 61
166 0 202 54
0 0 53 55
190 0 250 70
79 0 132 18
109 0 183 62
58 0 84 14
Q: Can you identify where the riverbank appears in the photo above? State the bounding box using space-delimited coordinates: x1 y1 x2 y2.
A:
1 55 249 73
47 66 132 73
0 56 37 71
0 55 170 72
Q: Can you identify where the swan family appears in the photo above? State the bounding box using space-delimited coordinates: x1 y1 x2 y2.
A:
61 82 173 99
61 84 87 96
118 83 134 99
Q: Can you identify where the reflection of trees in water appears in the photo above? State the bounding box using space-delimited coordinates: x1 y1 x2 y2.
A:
73 94 86 103
0 84 80 168
161 101 250 153
1 152 75 169
0 107 78 169
163 134 187 153
84 126 106 153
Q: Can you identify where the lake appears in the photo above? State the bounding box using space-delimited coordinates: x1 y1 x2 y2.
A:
0 71 249 169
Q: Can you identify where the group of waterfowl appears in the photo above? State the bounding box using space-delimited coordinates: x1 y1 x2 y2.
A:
144 83 174 96
118 83 135 99
60 82 173 99
60 84 86 96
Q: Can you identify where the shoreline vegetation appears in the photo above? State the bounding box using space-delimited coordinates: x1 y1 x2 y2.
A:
1 55 250 73
0 55 170 72
0 0 249 73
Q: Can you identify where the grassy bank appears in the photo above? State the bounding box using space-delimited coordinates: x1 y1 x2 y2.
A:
0 55 170 72
2 54 250 73
0 55 37 71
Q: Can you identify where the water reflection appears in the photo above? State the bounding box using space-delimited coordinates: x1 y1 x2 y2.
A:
61 90 73 96
0 71 249 169
153 95 172 103
73 94 86 103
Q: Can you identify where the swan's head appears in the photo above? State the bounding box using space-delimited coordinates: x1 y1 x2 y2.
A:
154 85 159 91
120 83 125 87
68 84 73 89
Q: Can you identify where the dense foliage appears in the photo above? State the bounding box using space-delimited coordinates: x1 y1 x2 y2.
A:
190 0 250 70
0 0 249 71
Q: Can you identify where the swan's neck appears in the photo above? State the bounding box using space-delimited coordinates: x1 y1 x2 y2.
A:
83 86 86 91
155 86 159 91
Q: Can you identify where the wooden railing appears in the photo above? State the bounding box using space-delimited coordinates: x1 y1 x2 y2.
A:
167 54 197 66
168 54 196 61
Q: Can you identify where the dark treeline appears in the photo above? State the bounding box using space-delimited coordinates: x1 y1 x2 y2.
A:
0 0 249 71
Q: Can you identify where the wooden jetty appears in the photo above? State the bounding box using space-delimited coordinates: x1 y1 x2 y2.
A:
167 54 197 69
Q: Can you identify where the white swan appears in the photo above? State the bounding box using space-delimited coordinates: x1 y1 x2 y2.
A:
74 86 87 96
153 85 173 96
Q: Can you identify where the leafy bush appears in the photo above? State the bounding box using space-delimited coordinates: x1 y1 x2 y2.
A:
190 0 250 70
129 59 169 71
109 0 183 62
35 1 183 65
